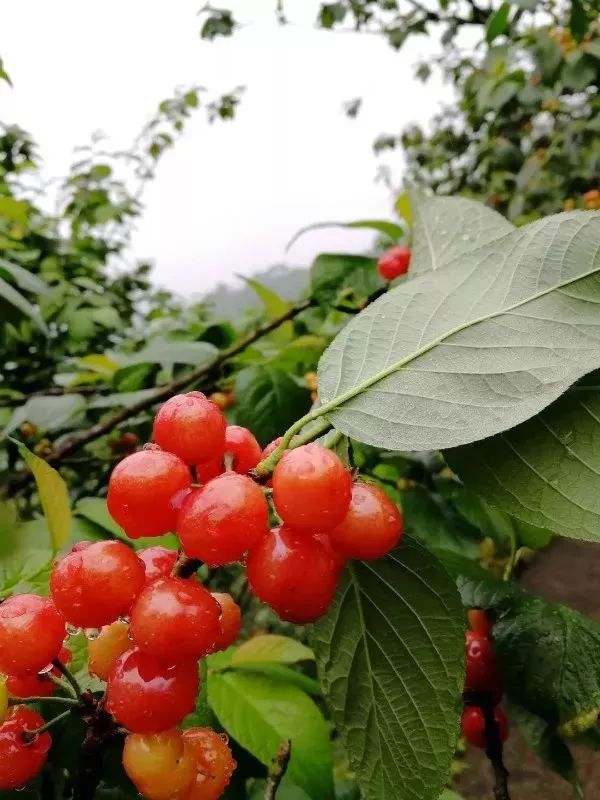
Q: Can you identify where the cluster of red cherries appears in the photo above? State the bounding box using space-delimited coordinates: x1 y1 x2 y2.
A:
461 609 509 750
0 390 404 797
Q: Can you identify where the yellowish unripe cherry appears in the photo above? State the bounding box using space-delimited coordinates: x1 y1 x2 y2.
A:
88 620 131 681
123 729 195 800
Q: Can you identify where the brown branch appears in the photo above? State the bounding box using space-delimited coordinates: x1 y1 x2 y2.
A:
265 740 292 800
481 697 511 800
4 299 313 496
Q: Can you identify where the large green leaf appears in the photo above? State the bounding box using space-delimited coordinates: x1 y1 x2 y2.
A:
409 192 513 276
208 671 334 800
234 365 312 446
12 442 71 551
312 538 464 800
447 376 600 542
317 210 600 452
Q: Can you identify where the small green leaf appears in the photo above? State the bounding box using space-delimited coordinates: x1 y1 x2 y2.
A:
395 193 413 227
312 538 465 800
232 635 314 665
126 337 217 368
310 253 382 308
287 220 403 251
208 671 334 799
0 275 48 333
569 0 588 42
241 277 292 343
0 257 48 294
11 440 71 551
486 2 511 43
2 395 86 439
73 497 125 539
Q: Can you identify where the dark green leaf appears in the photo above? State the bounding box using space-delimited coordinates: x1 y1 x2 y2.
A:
486 3 511 43
312 538 465 800
310 253 382 308
569 0 588 43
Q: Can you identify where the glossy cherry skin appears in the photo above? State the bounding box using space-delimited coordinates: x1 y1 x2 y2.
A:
131 578 221 661
313 533 347 575
6 645 71 699
50 540 145 629
123 729 195 800
0 707 52 790
468 609 493 638
195 425 263 483
138 546 179 584
0 595 65 675
461 705 508 749
108 448 191 538
246 526 339 624
377 245 411 280
211 593 242 652
195 457 224 485
153 392 226 466
178 473 269 566
465 631 501 698
327 482 403 560
182 727 237 800
272 444 352 532
88 620 132 682
106 649 199 734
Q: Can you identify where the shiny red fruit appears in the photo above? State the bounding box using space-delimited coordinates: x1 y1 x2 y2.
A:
377 245 411 280
0 707 51 790
153 392 226 466
211 593 242 651
468 609 493 638
50 540 145 628
131 578 221 661
272 444 352 531
223 426 262 473
465 631 501 697
313 533 347 575
7 671 54 699
178 474 269 566
0 595 65 675
461 705 508 749
108 448 192 538
106 649 199 734
328 482 403 560
247 526 339 624
138 547 178 584
195 457 224 485
182 727 237 800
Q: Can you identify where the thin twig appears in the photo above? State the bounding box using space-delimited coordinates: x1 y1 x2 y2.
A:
265 740 292 800
4 299 312 496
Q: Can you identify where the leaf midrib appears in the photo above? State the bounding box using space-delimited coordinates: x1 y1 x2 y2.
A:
319 254 600 417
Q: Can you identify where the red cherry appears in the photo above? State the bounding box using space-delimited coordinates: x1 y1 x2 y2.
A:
50 540 145 628
246 526 339 624
223 426 262 473
0 595 65 675
7 672 54 699
327 482 403 560
106 649 199 734
211 593 242 651
465 631 501 697
195 457 224 484
461 706 508 749
108 448 191 538
88 620 131 682
377 245 411 280
313 533 347 575
182 727 237 800
153 392 226 466
272 444 352 531
177 474 269 566
138 547 178 584
0 707 51 790
131 578 221 661
468 609 493 638
123 729 195 800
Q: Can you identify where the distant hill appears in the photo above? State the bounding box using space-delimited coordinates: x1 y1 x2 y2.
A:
203 264 309 320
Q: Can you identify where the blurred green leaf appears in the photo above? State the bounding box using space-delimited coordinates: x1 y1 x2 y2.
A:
232 635 314 665
486 3 511 43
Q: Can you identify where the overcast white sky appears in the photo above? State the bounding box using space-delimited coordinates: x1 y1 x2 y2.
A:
0 0 447 295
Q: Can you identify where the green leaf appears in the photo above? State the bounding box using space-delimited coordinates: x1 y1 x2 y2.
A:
510 704 583 798
310 253 382 308
402 192 512 276
586 39 600 60
234 366 311 447
11 440 71 551
88 388 157 409
0 257 49 294
403 490 481 557
242 277 292 343
126 337 217 368
232 635 314 665
287 220 403 251
562 54 596 91
208 671 334 800
317 209 600 453
2 394 86 439
486 2 511 43
440 792 464 800
395 193 413 227
446 376 600 542
226 663 320 696
569 0 588 42
0 275 48 333
312 538 465 800
73 497 125 539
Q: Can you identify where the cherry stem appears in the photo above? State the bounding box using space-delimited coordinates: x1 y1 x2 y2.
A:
52 659 82 699
8 695 78 707
250 416 332 481
22 709 72 742
224 452 235 472
481 696 511 800
47 671 77 695
265 739 292 800
172 552 204 579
